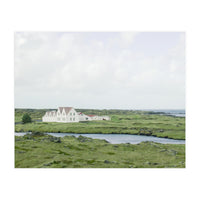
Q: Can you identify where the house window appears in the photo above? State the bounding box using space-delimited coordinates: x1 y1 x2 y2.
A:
73 118 75 121
70 118 72 121
73 113 75 115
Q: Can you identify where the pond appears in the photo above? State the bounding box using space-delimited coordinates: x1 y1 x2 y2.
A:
15 132 185 144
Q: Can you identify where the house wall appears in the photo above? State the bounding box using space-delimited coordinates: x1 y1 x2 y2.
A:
67 107 79 122
78 113 90 121
43 110 57 122
56 107 79 123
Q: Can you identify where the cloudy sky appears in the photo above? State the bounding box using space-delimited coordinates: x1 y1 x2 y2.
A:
14 32 185 109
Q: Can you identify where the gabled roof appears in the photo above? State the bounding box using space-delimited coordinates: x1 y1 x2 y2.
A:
51 111 56 115
58 107 73 115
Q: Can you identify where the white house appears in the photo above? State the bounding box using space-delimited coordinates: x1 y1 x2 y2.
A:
42 107 79 123
42 107 110 123
43 110 57 122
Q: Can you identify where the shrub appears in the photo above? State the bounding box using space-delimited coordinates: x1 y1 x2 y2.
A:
31 131 45 136
77 135 92 142
22 113 32 123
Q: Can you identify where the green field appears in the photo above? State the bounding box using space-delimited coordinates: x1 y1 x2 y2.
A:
15 133 185 168
15 109 185 140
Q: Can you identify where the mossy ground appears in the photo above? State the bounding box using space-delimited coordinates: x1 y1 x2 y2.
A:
15 134 185 168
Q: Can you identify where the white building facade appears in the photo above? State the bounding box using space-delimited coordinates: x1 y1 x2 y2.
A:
42 107 110 123
77 112 91 121
42 107 79 123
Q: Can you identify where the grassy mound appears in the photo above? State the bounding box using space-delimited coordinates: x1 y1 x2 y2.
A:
15 134 185 168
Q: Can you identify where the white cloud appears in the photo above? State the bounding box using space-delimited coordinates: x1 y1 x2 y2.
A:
15 32 185 109
120 32 139 47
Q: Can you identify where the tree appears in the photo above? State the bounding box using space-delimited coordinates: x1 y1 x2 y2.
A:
22 113 32 123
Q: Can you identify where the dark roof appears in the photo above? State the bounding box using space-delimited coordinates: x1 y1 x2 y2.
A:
58 107 73 115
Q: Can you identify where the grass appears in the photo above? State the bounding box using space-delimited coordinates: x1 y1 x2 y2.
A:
15 134 185 168
15 109 185 140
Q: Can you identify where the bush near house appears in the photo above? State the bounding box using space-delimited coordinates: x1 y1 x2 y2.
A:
22 113 32 124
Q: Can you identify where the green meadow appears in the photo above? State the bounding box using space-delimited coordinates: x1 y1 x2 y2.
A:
15 109 185 140
15 133 185 168
15 109 185 168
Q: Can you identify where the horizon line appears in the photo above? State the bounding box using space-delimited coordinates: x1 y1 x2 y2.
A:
14 107 185 110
